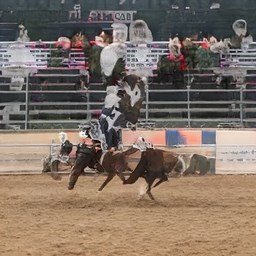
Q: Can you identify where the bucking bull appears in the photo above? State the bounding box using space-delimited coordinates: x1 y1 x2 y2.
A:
48 137 185 200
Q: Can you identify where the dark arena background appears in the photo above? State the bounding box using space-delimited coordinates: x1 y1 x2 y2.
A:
1 0 256 41
1 1 256 256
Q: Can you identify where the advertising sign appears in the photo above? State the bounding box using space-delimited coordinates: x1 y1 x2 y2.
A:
122 129 166 146
88 10 137 23
216 130 256 174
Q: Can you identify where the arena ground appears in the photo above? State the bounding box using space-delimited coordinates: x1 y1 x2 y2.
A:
0 174 256 256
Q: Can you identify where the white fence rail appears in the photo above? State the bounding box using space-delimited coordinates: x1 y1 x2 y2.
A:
1 85 256 129
0 142 215 174
1 141 256 175
1 40 256 129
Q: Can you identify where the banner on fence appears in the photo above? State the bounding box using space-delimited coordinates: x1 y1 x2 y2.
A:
166 130 202 146
216 130 256 174
122 129 166 146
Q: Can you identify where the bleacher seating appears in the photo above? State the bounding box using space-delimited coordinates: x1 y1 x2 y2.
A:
1 40 256 129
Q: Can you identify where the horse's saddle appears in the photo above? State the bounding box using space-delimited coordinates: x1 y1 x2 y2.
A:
77 143 96 155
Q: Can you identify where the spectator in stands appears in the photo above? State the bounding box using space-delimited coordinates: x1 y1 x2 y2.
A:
74 74 88 104
182 37 198 69
55 36 71 63
208 35 218 45
17 22 30 42
88 30 113 79
74 74 87 91
167 37 187 88
71 31 84 48
241 31 253 50
98 29 113 46
71 31 90 50
90 29 113 48
94 36 105 47
231 19 247 48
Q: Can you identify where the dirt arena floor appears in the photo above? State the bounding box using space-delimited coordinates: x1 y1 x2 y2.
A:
1 174 256 256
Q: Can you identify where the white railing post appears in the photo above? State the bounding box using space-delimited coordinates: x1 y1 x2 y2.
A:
86 90 91 120
145 83 149 124
186 85 191 127
25 73 29 130
239 85 245 127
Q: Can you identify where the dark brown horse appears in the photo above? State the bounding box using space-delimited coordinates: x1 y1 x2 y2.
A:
123 148 185 200
67 144 142 191
60 139 185 199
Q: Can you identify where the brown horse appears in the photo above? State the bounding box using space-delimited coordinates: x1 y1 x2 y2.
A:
59 138 185 199
67 144 142 191
123 148 185 200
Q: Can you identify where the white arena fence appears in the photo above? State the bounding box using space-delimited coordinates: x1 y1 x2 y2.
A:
0 143 53 174
1 40 256 70
1 141 256 175
0 142 215 175
1 85 256 129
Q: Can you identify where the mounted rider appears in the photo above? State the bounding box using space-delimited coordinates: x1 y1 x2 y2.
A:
77 123 105 172
78 123 102 155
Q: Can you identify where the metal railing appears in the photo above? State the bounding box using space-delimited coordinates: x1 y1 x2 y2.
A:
1 40 256 129
0 142 215 174
1 81 256 129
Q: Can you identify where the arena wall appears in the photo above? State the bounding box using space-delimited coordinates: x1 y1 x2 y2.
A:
216 130 256 174
0 128 256 174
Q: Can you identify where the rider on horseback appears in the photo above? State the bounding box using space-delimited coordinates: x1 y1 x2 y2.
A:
78 123 102 154
77 123 105 172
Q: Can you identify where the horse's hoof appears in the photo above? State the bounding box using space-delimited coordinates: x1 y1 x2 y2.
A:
137 196 143 201
68 184 74 190
50 172 62 181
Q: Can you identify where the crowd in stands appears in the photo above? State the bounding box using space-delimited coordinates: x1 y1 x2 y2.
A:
16 19 254 90
51 27 253 87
